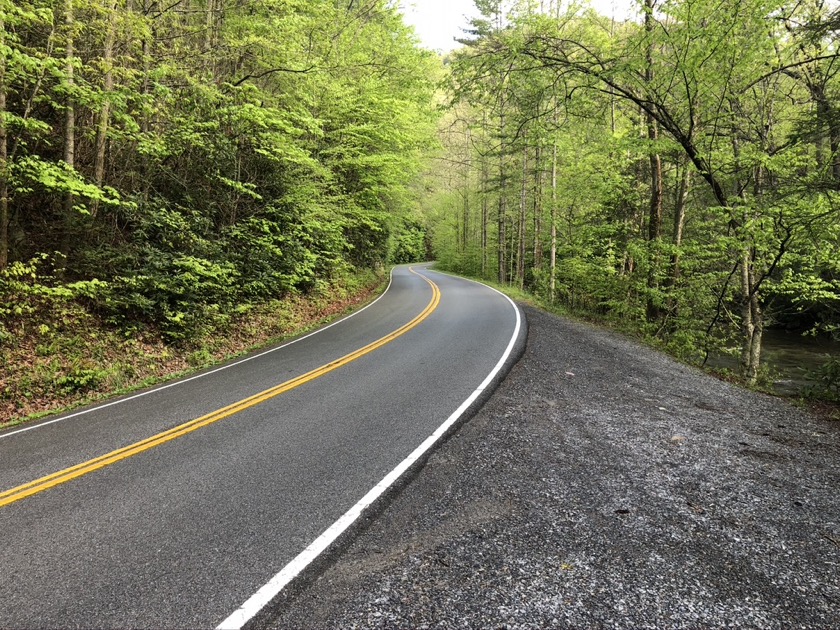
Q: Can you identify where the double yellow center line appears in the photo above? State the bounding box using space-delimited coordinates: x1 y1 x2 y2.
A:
0 268 441 510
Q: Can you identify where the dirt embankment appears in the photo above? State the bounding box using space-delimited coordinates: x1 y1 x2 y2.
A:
272 305 840 628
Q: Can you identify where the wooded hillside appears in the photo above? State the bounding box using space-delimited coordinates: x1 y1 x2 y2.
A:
0 0 437 342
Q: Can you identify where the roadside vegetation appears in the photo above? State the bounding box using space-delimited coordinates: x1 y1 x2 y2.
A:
426 0 840 403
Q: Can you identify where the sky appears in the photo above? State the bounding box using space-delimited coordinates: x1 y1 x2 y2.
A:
398 0 482 52
399 1 636 53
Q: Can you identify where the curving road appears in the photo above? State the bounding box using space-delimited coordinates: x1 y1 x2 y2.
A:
0 264 523 628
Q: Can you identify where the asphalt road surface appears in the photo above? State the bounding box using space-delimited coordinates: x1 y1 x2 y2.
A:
0 265 523 628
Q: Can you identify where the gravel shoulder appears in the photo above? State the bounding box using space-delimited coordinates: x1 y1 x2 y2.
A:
269 305 840 628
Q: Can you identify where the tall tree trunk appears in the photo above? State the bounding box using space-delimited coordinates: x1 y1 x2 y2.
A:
495 4 507 284
481 147 489 276
92 0 118 219
140 0 155 200
463 127 471 256
644 0 663 322
646 124 663 239
204 0 215 53
550 127 557 302
0 13 8 270
462 190 469 254
731 126 763 383
739 248 763 384
533 144 542 269
204 0 223 79
666 161 690 317
141 0 156 135
61 0 77 261
479 112 489 276
516 144 527 288
665 160 691 318
498 110 507 284
812 85 840 184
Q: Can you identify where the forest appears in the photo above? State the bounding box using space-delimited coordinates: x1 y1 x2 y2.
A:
0 0 437 421
428 0 840 391
3 0 840 423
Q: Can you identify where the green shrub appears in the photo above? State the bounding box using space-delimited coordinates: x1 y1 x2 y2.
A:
804 357 840 402
55 367 108 395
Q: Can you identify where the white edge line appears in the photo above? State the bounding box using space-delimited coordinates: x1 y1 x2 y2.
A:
0 269 396 441
216 271 522 630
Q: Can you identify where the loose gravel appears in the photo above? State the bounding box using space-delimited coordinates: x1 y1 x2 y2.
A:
269 306 840 628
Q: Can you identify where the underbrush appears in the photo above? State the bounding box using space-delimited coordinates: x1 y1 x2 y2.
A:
0 265 385 427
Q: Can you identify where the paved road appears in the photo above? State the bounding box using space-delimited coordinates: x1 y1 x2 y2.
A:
0 265 523 628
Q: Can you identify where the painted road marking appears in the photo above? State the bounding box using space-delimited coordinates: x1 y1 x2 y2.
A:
0 268 440 509
216 268 522 630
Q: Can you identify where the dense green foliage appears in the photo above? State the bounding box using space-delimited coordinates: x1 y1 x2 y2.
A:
0 0 437 344
428 0 840 383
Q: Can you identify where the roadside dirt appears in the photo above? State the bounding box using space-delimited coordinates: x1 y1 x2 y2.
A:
270 305 840 628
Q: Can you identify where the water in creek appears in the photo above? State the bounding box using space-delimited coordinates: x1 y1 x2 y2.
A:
708 328 840 395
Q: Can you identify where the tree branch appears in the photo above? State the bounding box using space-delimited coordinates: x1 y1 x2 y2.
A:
231 65 318 87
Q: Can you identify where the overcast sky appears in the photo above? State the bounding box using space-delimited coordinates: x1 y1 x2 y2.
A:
399 1 636 53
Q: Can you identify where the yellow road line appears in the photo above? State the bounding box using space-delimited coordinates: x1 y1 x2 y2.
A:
0 268 441 510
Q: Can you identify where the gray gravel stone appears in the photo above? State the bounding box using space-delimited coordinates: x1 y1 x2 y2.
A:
269 306 840 629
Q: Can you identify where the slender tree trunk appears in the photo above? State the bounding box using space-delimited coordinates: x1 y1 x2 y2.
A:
812 86 840 184
498 110 507 284
609 17 616 135
550 130 557 302
479 112 489 276
140 0 155 200
61 0 77 261
204 0 215 54
828 112 840 184
739 248 763 384
495 4 507 284
481 148 488 276
533 144 542 269
462 190 469 254
463 127 471 257
731 126 763 383
661 161 690 324
646 126 662 322
64 0 75 175
208 0 224 77
93 0 118 218
644 0 663 322
0 13 8 270
141 0 154 135
670 162 689 279
517 142 527 288
646 126 663 240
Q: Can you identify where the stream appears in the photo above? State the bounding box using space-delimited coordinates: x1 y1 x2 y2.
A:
708 328 840 395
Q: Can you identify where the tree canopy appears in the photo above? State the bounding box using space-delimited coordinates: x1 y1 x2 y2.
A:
0 0 439 341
